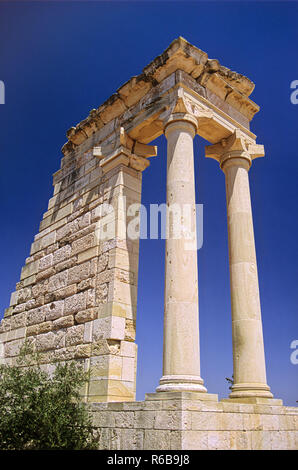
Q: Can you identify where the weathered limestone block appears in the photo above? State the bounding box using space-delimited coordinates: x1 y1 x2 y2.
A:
30 231 56 256
27 306 47 325
63 291 86 315
120 340 136 358
39 254 53 271
4 338 23 357
90 355 122 380
53 315 74 330
0 318 11 333
10 312 27 330
83 321 92 343
27 321 52 336
65 324 84 347
77 278 95 292
16 287 32 304
97 253 109 273
108 280 137 306
95 283 108 304
45 300 64 320
20 260 39 281
71 233 95 255
86 288 96 308
55 256 78 273
45 284 77 303
68 262 90 285
35 330 65 351
70 344 90 359
124 319 136 341
121 356 136 382
134 410 155 429
89 396 298 450
48 271 68 293
92 317 125 342
75 308 97 324
5 326 26 342
36 266 55 282
52 245 71 265
32 281 48 298
91 339 120 357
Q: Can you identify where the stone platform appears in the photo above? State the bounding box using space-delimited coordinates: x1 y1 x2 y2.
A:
90 392 298 450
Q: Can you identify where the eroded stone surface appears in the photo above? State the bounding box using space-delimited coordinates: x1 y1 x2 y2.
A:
1 148 143 401
1 38 296 438
63 37 258 154
90 397 298 450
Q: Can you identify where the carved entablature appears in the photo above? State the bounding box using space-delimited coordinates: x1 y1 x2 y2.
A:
61 37 260 158
161 88 212 120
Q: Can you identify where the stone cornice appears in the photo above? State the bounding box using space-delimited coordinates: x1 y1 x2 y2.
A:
62 37 259 155
94 146 150 174
92 127 156 174
93 127 157 159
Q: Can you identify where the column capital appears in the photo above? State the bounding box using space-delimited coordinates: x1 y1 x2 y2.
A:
205 129 265 171
164 113 198 138
163 88 212 138
93 127 157 174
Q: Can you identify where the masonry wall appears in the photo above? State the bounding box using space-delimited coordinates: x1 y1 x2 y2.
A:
90 398 298 450
0 144 142 402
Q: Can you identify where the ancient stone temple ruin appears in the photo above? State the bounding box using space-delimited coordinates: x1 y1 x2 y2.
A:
1 38 297 450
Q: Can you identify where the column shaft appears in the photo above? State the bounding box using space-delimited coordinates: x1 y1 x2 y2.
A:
223 157 272 398
157 117 206 393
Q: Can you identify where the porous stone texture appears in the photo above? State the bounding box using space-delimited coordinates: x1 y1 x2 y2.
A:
90 395 298 450
1 37 297 445
0 40 260 403
157 113 206 393
0 151 142 402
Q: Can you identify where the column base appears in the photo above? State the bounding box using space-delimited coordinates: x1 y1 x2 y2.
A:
228 382 274 400
156 375 207 393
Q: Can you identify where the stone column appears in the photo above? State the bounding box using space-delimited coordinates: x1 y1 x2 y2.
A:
206 130 273 400
156 111 207 393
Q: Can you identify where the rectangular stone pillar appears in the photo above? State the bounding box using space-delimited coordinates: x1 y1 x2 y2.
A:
87 158 144 402
0 142 149 402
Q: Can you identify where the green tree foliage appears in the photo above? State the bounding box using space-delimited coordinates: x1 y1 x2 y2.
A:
0 343 97 450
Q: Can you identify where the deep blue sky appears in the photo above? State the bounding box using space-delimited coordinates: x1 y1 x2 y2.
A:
0 1 297 405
